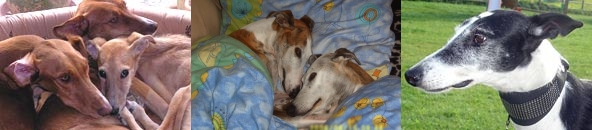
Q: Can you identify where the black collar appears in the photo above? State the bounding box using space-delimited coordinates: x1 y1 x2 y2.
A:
499 60 568 126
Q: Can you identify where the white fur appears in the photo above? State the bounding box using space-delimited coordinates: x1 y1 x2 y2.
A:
242 18 278 54
242 17 313 93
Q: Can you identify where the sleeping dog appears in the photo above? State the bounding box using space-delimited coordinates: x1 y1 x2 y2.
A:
405 10 592 130
229 10 314 98
277 48 374 127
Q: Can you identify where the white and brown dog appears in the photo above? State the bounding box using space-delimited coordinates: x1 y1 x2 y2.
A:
277 48 375 127
228 10 315 98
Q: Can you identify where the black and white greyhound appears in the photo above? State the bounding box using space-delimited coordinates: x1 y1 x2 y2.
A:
405 10 592 130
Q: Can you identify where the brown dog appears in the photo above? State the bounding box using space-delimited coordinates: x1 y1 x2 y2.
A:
87 32 191 129
0 35 113 129
53 0 158 40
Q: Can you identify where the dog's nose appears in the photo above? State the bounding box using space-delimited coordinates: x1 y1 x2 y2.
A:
98 105 113 116
147 22 158 33
110 106 119 115
288 86 301 99
139 16 158 34
285 103 297 117
405 67 424 87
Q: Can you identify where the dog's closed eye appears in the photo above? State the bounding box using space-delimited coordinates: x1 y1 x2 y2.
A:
295 48 301 58
308 72 316 82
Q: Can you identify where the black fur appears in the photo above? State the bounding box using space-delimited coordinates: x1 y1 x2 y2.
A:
432 10 582 72
560 73 592 130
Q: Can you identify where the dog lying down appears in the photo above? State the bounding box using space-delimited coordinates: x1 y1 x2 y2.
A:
87 32 191 130
274 48 375 128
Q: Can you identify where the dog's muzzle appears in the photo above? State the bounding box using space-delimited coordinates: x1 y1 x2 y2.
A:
405 66 424 87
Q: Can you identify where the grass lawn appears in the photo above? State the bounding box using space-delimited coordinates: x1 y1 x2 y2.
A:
401 1 592 129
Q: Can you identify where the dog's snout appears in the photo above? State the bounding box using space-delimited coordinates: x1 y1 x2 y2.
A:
405 67 424 87
98 105 113 116
288 86 301 99
139 16 158 34
285 103 297 117
147 22 158 33
109 106 119 115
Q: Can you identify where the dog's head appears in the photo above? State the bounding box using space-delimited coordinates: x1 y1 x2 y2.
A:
285 48 365 117
3 36 112 118
86 32 153 115
53 0 157 40
405 10 583 93
267 10 315 98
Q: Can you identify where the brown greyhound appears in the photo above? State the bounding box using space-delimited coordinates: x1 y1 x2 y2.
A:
86 32 190 129
0 35 113 129
53 0 158 40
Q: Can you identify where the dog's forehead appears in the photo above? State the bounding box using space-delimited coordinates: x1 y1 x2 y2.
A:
309 54 336 69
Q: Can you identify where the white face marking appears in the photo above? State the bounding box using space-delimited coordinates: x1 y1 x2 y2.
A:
450 11 493 45
292 53 364 116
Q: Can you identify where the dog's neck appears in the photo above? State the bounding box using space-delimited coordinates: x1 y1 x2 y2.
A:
241 18 278 54
337 61 375 103
485 40 566 93
499 65 567 126
496 40 570 128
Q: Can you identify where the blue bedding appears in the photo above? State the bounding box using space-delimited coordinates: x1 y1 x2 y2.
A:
219 0 395 80
192 36 401 129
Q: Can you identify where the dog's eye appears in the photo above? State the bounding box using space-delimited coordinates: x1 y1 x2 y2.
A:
60 74 70 82
109 17 117 23
121 70 129 79
308 72 316 82
295 48 302 58
473 34 486 45
99 70 107 78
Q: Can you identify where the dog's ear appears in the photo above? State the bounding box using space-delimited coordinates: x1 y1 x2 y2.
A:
300 15 315 30
307 54 322 65
528 13 583 39
267 10 295 28
129 35 155 57
86 40 101 60
53 16 89 40
332 48 361 65
66 35 89 58
127 32 145 43
4 53 37 88
523 13 583 53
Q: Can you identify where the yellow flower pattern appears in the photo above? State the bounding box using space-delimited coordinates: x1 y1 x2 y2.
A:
331 107 346 118
323 2 334 12
212 112 226 130
354 98 369 109
372 115 388 128
371 98 384 109
347 115 362 126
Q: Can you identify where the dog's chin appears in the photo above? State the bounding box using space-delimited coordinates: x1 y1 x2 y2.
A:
419 80 474 93
421 87 451 93
451 80 473 88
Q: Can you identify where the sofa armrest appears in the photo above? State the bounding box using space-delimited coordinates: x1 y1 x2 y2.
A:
191 0 222 43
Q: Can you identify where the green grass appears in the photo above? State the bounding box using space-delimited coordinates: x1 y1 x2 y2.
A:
402 1 592 129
